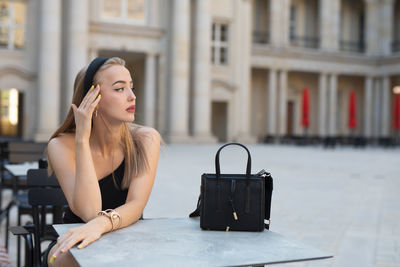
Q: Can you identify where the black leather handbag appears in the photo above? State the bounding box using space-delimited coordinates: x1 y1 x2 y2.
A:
190 142 273 231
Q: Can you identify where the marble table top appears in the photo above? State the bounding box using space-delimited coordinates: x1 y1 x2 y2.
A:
53 218 332 267
5 162 38 177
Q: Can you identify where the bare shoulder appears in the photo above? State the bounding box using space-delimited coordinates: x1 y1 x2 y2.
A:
129 124 161 144
47 133 75 159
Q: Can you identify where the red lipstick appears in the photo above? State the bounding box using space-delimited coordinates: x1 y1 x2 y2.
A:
126 105 135 113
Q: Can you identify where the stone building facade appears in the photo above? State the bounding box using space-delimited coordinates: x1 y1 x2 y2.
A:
0 0 399 143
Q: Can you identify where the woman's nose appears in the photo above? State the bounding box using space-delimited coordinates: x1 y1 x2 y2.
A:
127 89 136 101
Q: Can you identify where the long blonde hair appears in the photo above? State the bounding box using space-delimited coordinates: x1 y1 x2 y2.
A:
48 57 148 189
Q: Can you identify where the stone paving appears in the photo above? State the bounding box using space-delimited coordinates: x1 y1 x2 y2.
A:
1 144 400 266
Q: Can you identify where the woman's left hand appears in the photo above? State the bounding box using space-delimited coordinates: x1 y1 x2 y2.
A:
50 217 109 261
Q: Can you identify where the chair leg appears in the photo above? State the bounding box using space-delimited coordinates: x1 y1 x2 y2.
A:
32 207 42 267
3 200 14 250
5 204 10 249
17 207 21 267
23 233 33 267
0 186 3 211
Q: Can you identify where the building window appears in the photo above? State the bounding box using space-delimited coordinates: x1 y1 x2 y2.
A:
101 0 146 24
0 1 26 49
212 23 229 65
252 0 270 44
0 88 20 137
289 5 296 40
339 0 365 53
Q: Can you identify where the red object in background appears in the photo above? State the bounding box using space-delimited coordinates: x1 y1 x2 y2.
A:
393 94 400 130
348 90 357 129
301 88 310 128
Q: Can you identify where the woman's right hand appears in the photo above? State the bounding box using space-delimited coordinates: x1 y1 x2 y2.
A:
49 216 111 264
71 85 101 143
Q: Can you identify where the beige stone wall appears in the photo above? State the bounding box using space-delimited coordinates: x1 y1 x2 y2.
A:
250 0 400 141
250 69 268 141
211 0 234 19
1 0 400 142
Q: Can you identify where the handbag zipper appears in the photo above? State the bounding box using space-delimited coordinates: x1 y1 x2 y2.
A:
229 180 238 221
228 197 238 220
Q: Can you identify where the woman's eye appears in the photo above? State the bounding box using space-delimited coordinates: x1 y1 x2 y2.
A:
115 87 124 92
131 87 135 91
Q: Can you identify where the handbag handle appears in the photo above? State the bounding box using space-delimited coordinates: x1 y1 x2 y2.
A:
215 142 252 182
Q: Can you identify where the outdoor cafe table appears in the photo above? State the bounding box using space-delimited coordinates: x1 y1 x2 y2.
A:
53 218 332 266
5 162 38 177
4 162 39 190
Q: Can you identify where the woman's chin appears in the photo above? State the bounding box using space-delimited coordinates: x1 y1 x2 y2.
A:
124 114 135 123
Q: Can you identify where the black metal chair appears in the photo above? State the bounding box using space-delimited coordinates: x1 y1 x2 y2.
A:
0 141 47 198
0 141 47 205
0 142 47 266
9 169 67 267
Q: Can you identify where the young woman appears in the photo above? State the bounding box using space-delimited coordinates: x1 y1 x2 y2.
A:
46 57 161 266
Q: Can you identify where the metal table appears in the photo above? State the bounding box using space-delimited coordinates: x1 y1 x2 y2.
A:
54 218 332 266
4 162 39 177
4 162 39 190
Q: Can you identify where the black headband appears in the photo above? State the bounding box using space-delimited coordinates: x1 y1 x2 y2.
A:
83 57 109 94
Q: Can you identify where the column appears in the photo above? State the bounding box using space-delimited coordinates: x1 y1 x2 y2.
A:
192 0 216 142
270 0 290 47
236 0 256 143
88 48 98 62
373 78 382 137
268 69 277 136
144 53 157 128
319 0 340 51
366 0 380 56
328 74 337 136
318 73 328 137
278 70 288 137
63 0 89 118
381 76 390 136
148 0 159 27
35 0 61 141
364 76 373 137
167 0 191 142
380 0 395 55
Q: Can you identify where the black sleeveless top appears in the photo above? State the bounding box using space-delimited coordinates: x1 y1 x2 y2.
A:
63 159 128 223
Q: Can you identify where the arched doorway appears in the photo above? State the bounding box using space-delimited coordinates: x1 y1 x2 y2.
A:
211 80 235 142
211 102 228 142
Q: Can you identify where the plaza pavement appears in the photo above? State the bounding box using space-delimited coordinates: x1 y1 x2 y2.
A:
1 144 400 266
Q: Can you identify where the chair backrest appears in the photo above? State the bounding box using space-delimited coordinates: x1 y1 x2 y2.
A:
28 188 67 207
26 169 67 267
26 169 67 220
26 169 60 188
7 142 47 164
